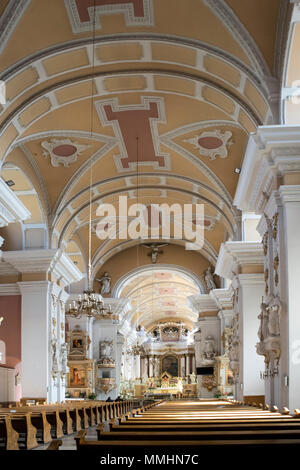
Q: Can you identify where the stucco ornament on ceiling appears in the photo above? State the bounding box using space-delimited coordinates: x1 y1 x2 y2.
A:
184 130 233 161
41 139 90 167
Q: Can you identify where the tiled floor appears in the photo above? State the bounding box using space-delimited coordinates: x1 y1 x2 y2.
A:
33 426 98 450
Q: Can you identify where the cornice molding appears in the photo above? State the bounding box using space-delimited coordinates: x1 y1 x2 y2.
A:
279 185 300 203
210 288 233 311
0 177 31 227
186 294 218 313
0 283 20 295
17 280 51 295
2 249 83 286
234 125 300 213
215 241 264 280
51 250 83 286
102 297 132 318
238 273 264 286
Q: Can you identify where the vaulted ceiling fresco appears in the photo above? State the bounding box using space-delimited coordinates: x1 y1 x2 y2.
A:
0 0 292 325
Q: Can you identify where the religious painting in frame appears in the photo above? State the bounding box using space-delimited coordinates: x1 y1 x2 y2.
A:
69 365 86 387
162 355 178 377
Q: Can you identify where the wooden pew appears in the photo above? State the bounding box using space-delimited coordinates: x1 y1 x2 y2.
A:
0 415 19 450
58 407 73 435
97 428 300 441
47 439 62 450
0 399 140 450
0 412 38 449
75 430 300 449
107 420 300 433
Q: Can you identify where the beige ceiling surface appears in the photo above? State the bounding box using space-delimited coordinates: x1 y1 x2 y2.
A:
0 0 286 315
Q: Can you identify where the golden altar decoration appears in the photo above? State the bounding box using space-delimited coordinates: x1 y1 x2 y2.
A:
67 359 95 398
144 372 183 396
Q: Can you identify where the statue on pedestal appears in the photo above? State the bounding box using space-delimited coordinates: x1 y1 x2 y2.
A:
202 335 216 360
96 272 111 295
204 266 216 292
268 296 281 337
258 299 269 341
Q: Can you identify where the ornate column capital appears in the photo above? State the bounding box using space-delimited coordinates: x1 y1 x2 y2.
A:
215 241 264 280
0 177 30 227
2 249 83 287
234 125 300 214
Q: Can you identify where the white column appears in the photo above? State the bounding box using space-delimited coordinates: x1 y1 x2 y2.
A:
134 355 141 380
149 356 154 377
116 334 125 398
57 288 69 402
18 281 52 401
192 355 196 374
181 356 186 376
239 274 265 399
280 186 300 411
186 355 190 375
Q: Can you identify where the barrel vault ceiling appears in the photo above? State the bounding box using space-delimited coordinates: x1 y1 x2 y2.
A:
0 0 290 313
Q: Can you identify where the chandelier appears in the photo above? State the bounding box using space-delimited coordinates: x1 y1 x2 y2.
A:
67 290 112 319
65 3 112 321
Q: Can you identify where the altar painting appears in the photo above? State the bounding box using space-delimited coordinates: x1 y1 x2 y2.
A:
69 366 86 387
162 355 178 376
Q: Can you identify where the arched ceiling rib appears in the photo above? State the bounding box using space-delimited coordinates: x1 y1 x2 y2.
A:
0 0 288 313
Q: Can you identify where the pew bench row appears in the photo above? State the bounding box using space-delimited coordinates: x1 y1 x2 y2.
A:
0 399 141 450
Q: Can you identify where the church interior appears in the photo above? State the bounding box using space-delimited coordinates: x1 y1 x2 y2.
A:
1 0 300 453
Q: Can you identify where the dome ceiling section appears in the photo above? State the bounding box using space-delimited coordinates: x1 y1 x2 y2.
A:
116 266 200 327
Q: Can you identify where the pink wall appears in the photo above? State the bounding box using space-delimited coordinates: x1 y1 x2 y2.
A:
0 295 22 401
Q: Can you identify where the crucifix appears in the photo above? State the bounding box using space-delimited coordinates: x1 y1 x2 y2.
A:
141 243 168 264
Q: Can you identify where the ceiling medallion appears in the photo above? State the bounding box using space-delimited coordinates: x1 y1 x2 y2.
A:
184 130 233 161
41 138 90 167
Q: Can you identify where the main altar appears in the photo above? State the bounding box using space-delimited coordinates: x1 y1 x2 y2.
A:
134 371 197 398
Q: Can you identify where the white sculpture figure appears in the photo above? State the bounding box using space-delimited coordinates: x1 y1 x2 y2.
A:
96 272 111 295
190 372 197 384
258 300 270 341
60 342 69 373
52 341 59 372
229 338 239 362
202 335 216 360
0 317 3 326
204 266 216 292
268 296 281 336
222 328 233 356
99 340 113 357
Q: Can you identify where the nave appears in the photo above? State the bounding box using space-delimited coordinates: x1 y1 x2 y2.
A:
48 399 300 450
2 1 300 456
